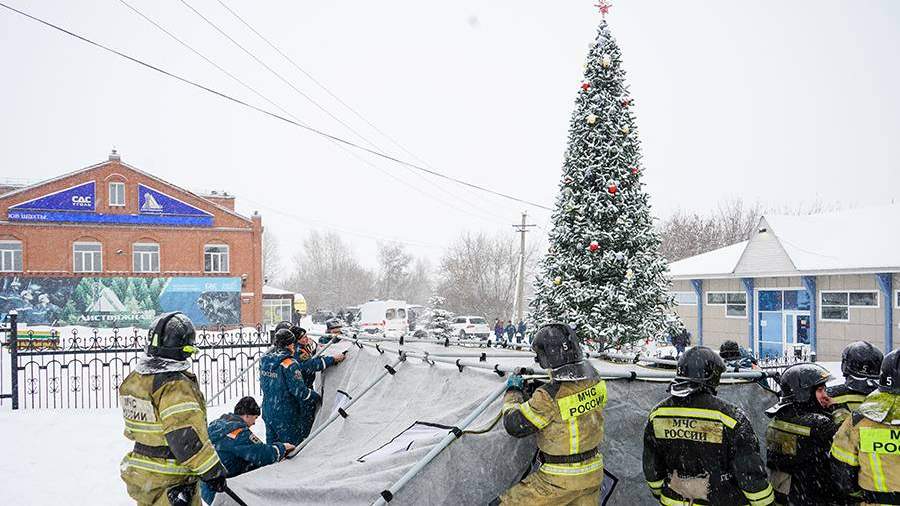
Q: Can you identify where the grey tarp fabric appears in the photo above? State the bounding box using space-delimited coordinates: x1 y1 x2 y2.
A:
600 376 778 505
216 343 778 506
215 342 537 505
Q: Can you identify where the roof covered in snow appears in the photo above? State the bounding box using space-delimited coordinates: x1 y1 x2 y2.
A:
668 204 900 279
263 285 296 296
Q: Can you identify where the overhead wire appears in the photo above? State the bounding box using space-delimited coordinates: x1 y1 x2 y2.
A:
210 0 515 222
0 1 552 212
117 0 506 228
171 0 509 225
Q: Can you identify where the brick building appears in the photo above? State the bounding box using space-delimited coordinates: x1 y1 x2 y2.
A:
0 151 263 328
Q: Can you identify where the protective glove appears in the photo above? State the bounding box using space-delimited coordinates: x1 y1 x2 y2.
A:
203 476 227 493
506 374 524 391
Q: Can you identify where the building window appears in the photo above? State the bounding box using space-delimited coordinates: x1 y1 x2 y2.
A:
263 298 293 326
820 291 878 321
133 243 160 273
73 242 102 273
109 182 125 207
0 241 23 272
707 291 747 318
896 290 900 309
204 244 229 273
671 291 697 306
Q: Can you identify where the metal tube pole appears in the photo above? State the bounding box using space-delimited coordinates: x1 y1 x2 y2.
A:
288 355 406 458
9 310 18 410
206 346 272 407
372 382 509 505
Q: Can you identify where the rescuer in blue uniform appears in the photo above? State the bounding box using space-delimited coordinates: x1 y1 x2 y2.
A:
200 396 294 504
259 328 321 445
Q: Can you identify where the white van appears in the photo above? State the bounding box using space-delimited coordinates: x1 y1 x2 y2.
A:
358 300 409 338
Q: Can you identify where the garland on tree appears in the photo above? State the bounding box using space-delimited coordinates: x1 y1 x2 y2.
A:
529 19 680 350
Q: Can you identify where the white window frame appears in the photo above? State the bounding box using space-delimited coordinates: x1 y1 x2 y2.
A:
819 290 879 322
132 243 160 273
108 182 125 207
204 244 230 273
671 291 697 306
0 240 23 272
73 242 103 273
706 291 747 319
263 298 293 325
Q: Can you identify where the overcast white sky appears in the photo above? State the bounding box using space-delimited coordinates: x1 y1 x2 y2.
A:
1 0 899 274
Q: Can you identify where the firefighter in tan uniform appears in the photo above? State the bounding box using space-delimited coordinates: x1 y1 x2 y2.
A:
493 323 606 505
831 348 900 506
119 312 227 505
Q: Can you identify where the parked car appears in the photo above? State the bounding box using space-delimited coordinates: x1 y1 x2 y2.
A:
311 310 336 325
450 316 491 339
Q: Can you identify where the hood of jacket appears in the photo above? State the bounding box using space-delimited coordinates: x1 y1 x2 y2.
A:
207 413 248 443
858 391 900 425
134 354 192 375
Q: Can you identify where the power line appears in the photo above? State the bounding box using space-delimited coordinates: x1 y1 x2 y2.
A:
211 0 510 221
115 0 506 227
0 1 552 212
175 0 512 224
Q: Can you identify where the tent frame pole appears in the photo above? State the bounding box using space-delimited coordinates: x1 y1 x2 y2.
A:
371 382 509 505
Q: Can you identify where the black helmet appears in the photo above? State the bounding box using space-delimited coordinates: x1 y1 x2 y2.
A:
273 328 296 349
326 318 343 332
767 363 832 414
842 341 883 393
290 326 307 339
670 346 725 397
532 323 597 381
274 321 292 333
146 312 197 361
879 349 900 394
719 340 741 361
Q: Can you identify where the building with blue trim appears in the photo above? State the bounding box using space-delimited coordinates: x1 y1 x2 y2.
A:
668 205 899 361
0 152 264 327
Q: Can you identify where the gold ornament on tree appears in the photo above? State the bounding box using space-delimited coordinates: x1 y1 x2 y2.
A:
625 268 634 280
621 125 630 135
601 54 612 68
553 276 562 286
586 113 598 125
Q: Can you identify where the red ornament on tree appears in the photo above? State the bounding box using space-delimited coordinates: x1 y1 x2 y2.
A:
581 82 591 91
608 184 618 194
621 98 632 107
631 166 639 175
588 241 600 252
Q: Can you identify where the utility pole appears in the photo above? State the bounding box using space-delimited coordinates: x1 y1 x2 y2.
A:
512 212 536 325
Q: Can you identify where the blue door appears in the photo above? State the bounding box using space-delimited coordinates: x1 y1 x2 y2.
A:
756 289 811 359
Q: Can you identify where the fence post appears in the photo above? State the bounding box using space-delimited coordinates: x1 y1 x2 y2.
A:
9 310 18 410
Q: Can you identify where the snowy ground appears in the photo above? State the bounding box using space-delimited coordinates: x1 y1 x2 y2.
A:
0 403 277 505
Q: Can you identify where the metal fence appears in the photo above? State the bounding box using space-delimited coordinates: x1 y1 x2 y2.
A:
0 312 271 410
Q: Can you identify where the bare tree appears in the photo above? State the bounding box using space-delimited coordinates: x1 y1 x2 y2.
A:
262 229 281 285
658 198 844 261
658 199 763 261
284 231 376 310
376 242 412 299
436 231 539 319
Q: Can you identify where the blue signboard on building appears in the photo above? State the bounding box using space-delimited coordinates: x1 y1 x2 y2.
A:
9 182 96 212
6 181 214 227
139 184 212 217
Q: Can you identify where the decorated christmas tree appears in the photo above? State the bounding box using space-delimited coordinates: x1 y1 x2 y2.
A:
529 14 678 350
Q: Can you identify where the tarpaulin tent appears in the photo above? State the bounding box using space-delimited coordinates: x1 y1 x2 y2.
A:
215 340 778 505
